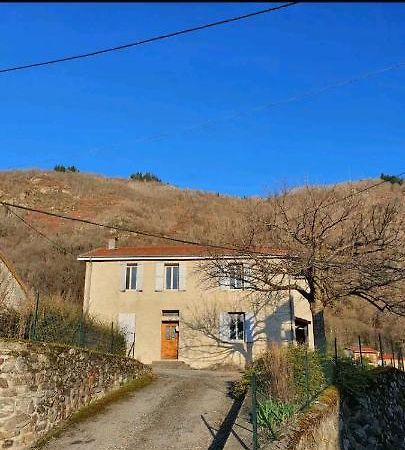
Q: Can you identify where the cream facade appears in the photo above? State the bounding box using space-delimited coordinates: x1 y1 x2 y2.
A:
78 246 314 369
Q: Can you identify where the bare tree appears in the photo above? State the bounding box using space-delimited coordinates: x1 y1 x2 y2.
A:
201 185 405 352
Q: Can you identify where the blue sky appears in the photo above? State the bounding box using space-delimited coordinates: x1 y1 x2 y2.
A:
1 3 404 196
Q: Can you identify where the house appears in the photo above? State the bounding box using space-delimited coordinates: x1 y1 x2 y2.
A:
345 345 379 366
0 249 31 309
78 242 315 368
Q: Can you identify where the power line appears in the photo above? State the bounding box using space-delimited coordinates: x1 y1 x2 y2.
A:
1 170 403 256
3 204 76 257
0 3 298 75
79 58 405 153
287 171 405 221
0 200 252 254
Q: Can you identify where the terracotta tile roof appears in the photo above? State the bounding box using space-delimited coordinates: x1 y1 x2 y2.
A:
79 244 289 259
349 345 379 354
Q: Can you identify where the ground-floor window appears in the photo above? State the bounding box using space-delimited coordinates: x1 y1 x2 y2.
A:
228 312 245 341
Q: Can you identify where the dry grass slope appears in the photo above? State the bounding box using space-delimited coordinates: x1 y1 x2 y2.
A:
0 169 403 345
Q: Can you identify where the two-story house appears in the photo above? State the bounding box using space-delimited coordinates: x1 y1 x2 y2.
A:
78 241 314 368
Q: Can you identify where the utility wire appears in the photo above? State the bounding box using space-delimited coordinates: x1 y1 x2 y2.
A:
1 200 253 254
282 171 405 222
0 3 298 75
3 204 76 257
127 60 405 147
1 170 403 257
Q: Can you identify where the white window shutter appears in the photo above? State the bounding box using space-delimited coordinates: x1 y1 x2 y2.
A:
155 262 164 291
137 263 143 291
120 263 127 292
245 312 255 343
219 312 230 342
179 262 186 291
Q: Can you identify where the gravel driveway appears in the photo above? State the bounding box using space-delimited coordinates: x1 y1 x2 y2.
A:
43 368 242 450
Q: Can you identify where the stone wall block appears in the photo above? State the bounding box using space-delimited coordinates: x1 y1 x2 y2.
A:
0 339 151 450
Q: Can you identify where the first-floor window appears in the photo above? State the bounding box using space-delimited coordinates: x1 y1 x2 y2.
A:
165 264 179 290
229 264 244 289
229 313 245 340
125 264 138 290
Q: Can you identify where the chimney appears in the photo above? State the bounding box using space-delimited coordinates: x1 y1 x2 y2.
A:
107 237 117 250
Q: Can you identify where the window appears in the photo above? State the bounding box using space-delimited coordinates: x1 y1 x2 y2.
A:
125 264 137 290
295 318 310 345
229 313 245 341
229 264 244 289
165 264 179 290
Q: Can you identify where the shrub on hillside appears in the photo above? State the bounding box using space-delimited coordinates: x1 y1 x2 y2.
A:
380 172 403 185
0 296 126 355
129 171 162 182
53 165 79 173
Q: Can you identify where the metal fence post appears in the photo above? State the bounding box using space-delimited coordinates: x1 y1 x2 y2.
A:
79 314 85 347
110 322 114 353
30 291 40 341
251 372 259 450
358 336 363 367
305 346 310 407
389 340 394 367
334 336 338 381
378 334 384 367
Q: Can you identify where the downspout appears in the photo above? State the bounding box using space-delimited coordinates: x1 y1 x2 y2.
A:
288 275 295 344
83 257 92 317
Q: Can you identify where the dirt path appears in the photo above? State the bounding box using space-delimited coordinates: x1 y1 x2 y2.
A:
43 369 241 450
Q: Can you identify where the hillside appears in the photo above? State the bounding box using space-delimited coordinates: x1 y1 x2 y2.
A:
0 169 404 345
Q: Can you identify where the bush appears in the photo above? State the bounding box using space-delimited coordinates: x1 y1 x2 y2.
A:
129 171 162 182
0 296 126 355
380 173 403 185
287 345 329 404
53 165 79 173
257 398 296 433
253 343 294 402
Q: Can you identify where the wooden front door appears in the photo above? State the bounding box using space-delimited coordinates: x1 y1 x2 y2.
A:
161 322 179 359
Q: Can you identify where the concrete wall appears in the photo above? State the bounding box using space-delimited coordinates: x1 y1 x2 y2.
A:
83 259 314 368
0 254 30 310
0 339 151 450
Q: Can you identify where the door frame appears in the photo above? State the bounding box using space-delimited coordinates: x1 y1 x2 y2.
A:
160 320 179 360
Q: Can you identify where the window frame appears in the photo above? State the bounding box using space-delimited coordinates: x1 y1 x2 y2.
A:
125 264 138 290
228 312 245 341
165 263 180 290
229 263 244 290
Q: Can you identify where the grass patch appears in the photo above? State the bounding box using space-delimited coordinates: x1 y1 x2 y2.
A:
33 373 154 449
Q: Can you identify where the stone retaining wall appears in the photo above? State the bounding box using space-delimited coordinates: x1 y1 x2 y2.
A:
263 368 405 450
340 367 405 450
265 386 340 450
0 339 151 450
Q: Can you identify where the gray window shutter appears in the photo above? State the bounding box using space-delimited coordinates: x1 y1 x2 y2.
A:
244 264 252 289
244 312 255 343
155 262 164 291
219 272 229 290
179 262 186 291
219 312 230 342
136 263 143 291
120 263 127 292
